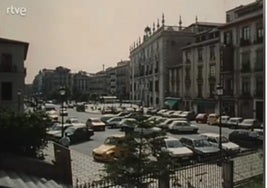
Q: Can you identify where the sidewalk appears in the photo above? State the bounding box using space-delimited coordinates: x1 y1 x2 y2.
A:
43 142 105 185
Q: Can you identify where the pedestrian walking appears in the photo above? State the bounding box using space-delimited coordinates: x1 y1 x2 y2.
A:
59 132 71 147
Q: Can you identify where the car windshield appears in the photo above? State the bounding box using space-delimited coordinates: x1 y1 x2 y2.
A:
166 140 183 148
65 127 76 134
92 119 101 123
50 124 61 130
215 136 229 143
104 137 122 145
174 121 189 126
71 119 79 123
243 120 254 124
194 139 212 147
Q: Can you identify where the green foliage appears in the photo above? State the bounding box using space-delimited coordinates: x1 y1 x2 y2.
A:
0 110 49 158
101 115 174 187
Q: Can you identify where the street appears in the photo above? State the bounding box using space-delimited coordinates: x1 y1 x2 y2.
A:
62 106 234 157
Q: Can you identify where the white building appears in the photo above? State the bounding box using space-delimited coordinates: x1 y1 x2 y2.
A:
0 38 29 112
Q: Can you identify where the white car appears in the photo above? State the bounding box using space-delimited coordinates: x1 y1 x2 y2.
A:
200 133 240 155
168 121 198 134
153 136 194 160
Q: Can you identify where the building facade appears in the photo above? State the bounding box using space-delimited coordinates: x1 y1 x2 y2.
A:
116 60 130 101
219 0 263 121
178 24 223 114
0 38 29 112
32 66 72 99
130 16 195 108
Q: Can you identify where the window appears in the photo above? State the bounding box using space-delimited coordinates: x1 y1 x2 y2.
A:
242 26 250 40
209 46 215 61
155 80 159 92
185 50 191 63
0 53 13 72
197 48 203 62
242 77 250 95
256 23 263 42
255 49 263 71
241 52 250 72
209 65 215 76
1 82 12 100
224 31 232 45
255 77 263 97
185 67 190 79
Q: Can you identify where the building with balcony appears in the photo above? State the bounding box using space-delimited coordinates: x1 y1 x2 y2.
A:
32 66 72 99
219 0 263 121
0 38 29 112
72 71 92 99
130 15 196 108
178 23 223 114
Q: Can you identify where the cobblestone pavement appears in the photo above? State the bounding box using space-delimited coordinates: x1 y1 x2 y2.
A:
43 142 105 185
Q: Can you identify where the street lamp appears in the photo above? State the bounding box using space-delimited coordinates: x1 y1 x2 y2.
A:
17 89 22 112
59 87 66 138
216 83 223 153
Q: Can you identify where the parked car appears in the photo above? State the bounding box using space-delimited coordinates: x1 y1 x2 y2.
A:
195 113 208 124
46 110 59 122
92 135 126 162
59 107 68 116
179 135 220 161
157 118 186 130
238 119 262 130
86 118 106 131
217 115 230 126
226 117 243 129
169 110 183 118
200 133 240 155
100 111 129 123
228 130 263 148
106 116 125 128
157 109 169 116
162 110 176 117
76 103 86 112
207 113 218 125
64 125 94 144
178 111 195 121
119 118 138 131
46 123 74 141
151 136 194 161
168 121 198 134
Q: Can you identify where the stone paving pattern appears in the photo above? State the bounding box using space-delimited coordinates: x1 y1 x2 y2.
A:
233 151 263 183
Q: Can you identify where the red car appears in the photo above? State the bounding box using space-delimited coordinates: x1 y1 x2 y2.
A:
195 113 208 123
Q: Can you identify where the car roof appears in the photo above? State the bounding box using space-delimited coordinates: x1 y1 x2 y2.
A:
108 134 125 138
180 135 206 141
200 133 220 138
229 117 242 120
164 136 179 141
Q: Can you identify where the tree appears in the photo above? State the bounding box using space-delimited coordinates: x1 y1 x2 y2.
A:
101 115 175 187
0 110 49 158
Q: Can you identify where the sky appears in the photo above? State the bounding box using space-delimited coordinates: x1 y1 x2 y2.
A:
0 0 255 84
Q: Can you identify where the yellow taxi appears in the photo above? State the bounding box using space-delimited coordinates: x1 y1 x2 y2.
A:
92 135 126 162
207 113 219 125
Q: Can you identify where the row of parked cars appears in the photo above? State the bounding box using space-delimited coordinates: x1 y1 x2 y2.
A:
92 131 246 163
147 108 262 130
195 113 262 130
46 117 94 144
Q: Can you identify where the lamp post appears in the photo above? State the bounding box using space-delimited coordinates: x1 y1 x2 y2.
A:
17 90 22 112
59 87 66 138
216 83 223 153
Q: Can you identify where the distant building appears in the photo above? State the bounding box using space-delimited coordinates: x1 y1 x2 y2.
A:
0 38 29 112
89 71 108 97
72 71 92 96
116 60 130 101
219 0 263 121
32 66 72 99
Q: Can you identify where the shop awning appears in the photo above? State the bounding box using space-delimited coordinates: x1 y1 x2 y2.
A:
164 97 182 109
